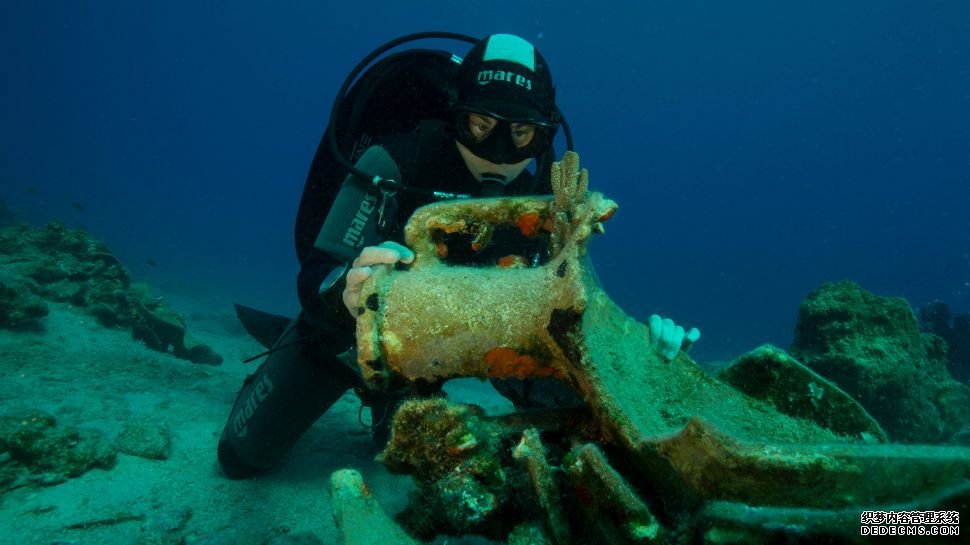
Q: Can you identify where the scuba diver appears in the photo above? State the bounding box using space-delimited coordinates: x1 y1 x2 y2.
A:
218 33 700 479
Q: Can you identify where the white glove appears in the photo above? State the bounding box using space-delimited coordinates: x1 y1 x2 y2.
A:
648 314 701 361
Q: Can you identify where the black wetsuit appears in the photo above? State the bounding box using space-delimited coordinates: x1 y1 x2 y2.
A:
218 119 579 479
295 119 543 334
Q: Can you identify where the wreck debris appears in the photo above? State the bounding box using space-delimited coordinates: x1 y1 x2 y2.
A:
339 152 970 544
512 428 570 545
689 480 970 544
356 151 615 387
718 344 888 442
645 416 970 509
564 443 662 544
329 469 420 545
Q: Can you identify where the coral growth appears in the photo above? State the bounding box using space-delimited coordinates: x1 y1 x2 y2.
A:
379 399 515 537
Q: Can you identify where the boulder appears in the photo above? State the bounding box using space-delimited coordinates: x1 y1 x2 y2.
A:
115 419 172 460
790 280 969 443
0 410 116 486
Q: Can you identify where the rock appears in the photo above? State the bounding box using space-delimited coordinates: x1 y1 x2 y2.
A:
0 222 223 364
718 344 888 442
133 303 186 352
0 410 116 483
178 333 224 365
0 275 48 329
115 419 172 460
790 280 970 443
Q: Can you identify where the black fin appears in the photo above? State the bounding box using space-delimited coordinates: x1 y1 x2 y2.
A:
233 303 292 349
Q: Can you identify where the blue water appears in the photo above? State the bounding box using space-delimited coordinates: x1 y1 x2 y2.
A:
2 1 968 362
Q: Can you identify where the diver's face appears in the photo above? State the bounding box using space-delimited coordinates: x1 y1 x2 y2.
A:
466 113 539 149
456 140 533 184
455 112 542 184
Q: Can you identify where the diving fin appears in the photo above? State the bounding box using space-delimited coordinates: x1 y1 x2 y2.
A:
233 303 292 349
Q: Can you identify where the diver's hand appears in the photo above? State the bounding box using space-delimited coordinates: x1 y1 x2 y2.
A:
648 314 701 361
342 241 415 316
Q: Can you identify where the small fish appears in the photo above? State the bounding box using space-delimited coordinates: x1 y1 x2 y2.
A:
23 187 41 195
145 258 158 268
72 202 86 212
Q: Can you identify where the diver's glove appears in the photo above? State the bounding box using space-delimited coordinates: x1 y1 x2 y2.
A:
342 241 415 316
648 314 701 361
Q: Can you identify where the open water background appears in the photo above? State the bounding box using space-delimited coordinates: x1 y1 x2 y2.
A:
2 1 968 361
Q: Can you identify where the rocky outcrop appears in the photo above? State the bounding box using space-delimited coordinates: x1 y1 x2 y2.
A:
790 280 969 443
0 221 222 364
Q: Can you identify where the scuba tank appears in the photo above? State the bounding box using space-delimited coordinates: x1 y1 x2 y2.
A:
300 31 574 267
313 146 402 264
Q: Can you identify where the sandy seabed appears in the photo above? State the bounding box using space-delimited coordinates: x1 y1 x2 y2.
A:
0 292 509 545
